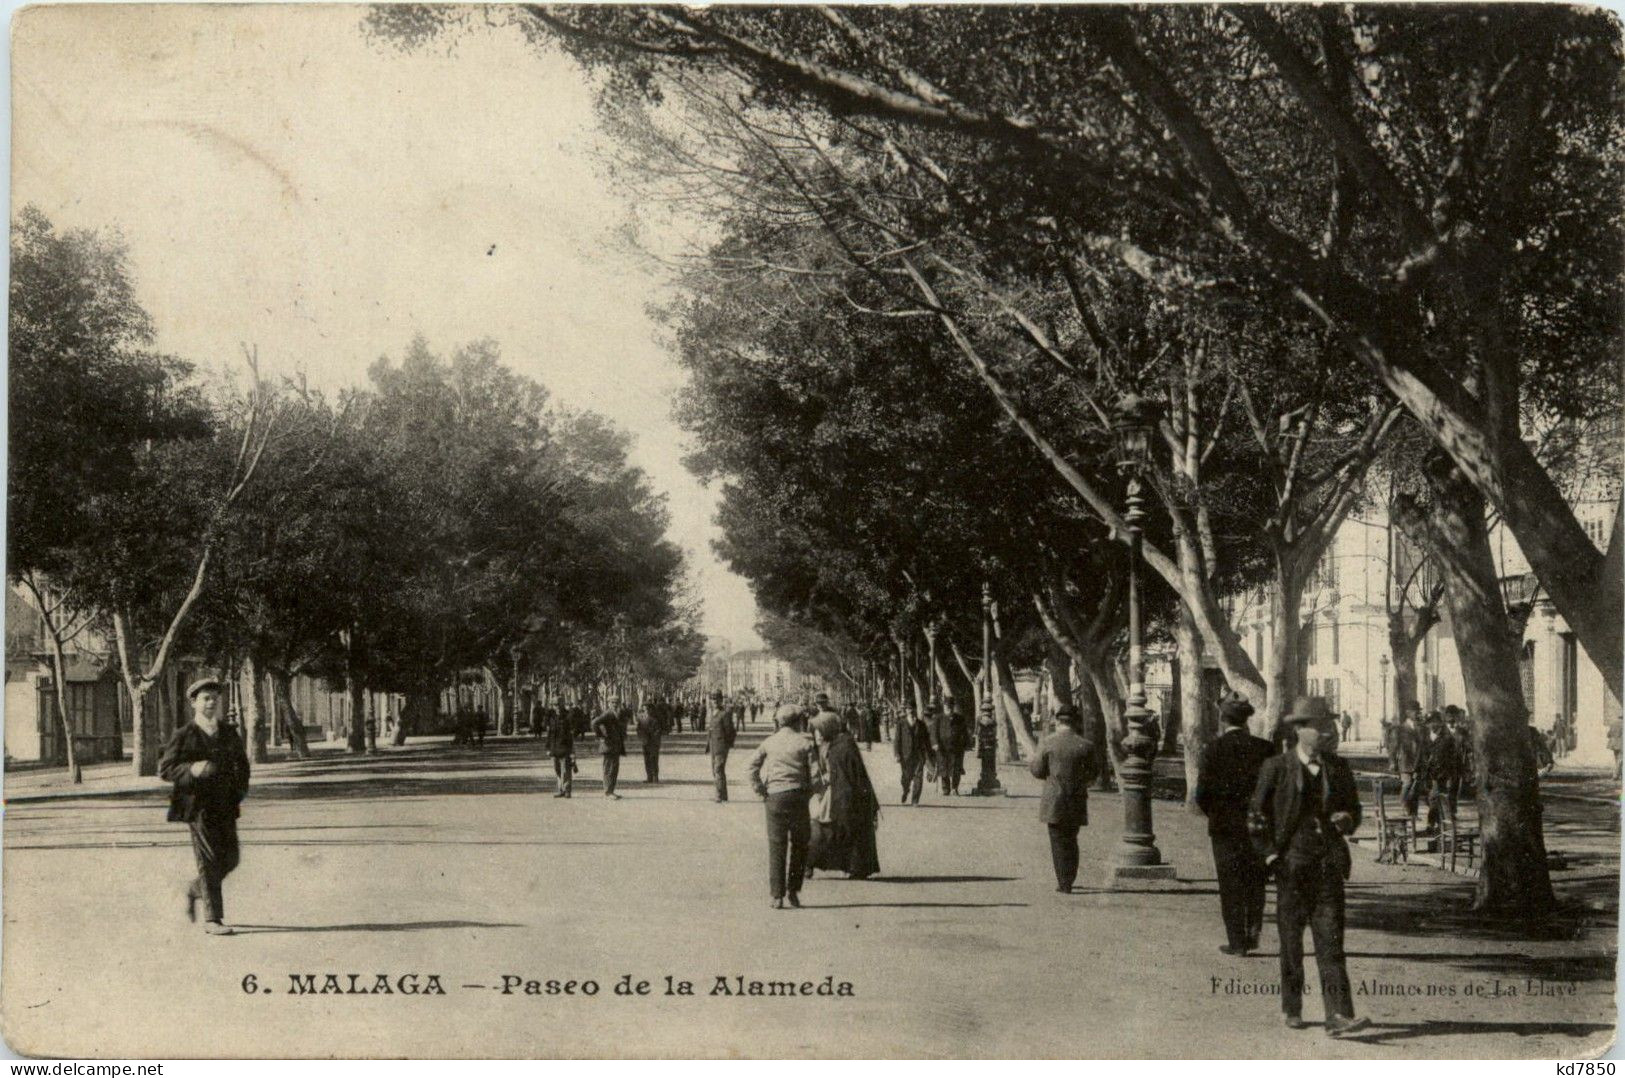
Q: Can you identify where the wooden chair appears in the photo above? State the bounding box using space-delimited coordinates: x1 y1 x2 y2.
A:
1370 775 1414 865
1438 811 1481 875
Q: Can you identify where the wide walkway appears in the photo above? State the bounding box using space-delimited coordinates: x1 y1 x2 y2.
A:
1 729 1616 1058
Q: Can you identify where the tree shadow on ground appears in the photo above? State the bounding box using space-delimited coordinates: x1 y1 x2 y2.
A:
805 902 1030 910
1341 1019 1612 1045
864 875 1019 884
1344 883 1613 945
1343 951 1616 983
231 920 523 934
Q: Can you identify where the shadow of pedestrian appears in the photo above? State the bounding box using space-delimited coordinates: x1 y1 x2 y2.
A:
230 920 523 934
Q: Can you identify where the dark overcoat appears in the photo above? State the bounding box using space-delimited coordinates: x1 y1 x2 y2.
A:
1028 726 1099 826
158 721 251 823
1194 727 1274 837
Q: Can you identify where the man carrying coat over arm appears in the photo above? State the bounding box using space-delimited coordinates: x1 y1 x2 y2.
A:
1248 696 1369 1038
159 677 251 936
1028 704 1099 893
1194 693 1274 955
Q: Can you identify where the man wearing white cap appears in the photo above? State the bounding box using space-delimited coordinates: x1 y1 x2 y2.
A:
158 676 251 935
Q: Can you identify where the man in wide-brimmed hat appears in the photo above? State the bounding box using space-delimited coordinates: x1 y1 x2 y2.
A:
158 676 251 936
1194 693 1273 955
1248 695 1368 1038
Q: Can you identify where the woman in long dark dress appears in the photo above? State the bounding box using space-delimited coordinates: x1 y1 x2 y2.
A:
808 722 881 879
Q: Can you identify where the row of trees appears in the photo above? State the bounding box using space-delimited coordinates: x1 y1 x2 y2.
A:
372 6 1623 922
10 207 703 779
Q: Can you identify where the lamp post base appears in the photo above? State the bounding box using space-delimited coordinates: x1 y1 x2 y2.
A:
1102 862 1180 887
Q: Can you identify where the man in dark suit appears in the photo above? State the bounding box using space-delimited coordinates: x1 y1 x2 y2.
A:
893 706 932 805
707 691 737 802
932 703 970 795
591 706 627 799
637 701 666 783
1028 704 1099 893
548 706 576 798
1249 696 1369 1037
158 677 251 936
1194 693 1274 955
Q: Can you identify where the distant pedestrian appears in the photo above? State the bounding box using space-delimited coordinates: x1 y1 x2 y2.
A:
932 704 970 795
1393 706 1423 824
159 677 251 936
1339 710 1352 743
748 705 825 910
548 707 576 798
1249 696 1368 1037
592 706 627 799
707 691 737 801
1028 704 1099 893
1194 694 1272 955
894 706 932 805
638 701 666 783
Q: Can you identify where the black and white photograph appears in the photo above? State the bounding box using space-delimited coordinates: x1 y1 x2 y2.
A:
2 3 1620 1060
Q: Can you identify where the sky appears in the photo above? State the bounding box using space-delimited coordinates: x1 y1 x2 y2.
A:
11 4 762 650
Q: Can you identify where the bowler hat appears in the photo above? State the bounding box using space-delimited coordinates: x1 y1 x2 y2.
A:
1283 695 1334 724
1219 694 1255 725
186 676 224 699
1053 704 1081 726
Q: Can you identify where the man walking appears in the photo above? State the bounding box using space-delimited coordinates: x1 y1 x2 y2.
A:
637 700 666 784
748 705 825 909
1194 694 1273 955
894 705 932 805
1028 704 1099 893
708 690 737 801
547 705 576 798
1249 696 1368 1037
592 705 627 800
1393 704 1423 825
932 703 970 795
159 677 251 936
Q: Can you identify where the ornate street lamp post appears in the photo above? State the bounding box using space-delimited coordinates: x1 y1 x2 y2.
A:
975 580 1002 795
1379 654 1390 724
1108 394 1176 885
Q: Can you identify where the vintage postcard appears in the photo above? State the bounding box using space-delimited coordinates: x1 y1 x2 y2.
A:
4 3 1620 1060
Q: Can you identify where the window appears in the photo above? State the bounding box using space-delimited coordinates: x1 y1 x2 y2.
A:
1584 517 1608 550
1330 617 1340 666
1304 614 1318 665
1253 627 1263 667
1323 678 1340 713
66 682 96 735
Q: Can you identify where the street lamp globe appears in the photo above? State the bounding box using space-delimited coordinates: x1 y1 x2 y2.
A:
1113 393 1159 474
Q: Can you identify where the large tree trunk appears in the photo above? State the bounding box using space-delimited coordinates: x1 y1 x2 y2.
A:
1405 455 1556 921
1261 566 1307 740
1388 616 1424 717
345 628 367 754
240 652 270 764
1177 610 1209 809
1044 643 1074 727
43 631 81 783
269 667 310 759
991 638 1036 760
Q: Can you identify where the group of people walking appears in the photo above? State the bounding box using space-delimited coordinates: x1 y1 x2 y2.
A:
155 669 1376 1040
1194 694 1370 1038
891 702 971 801
1384 702 1475 830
